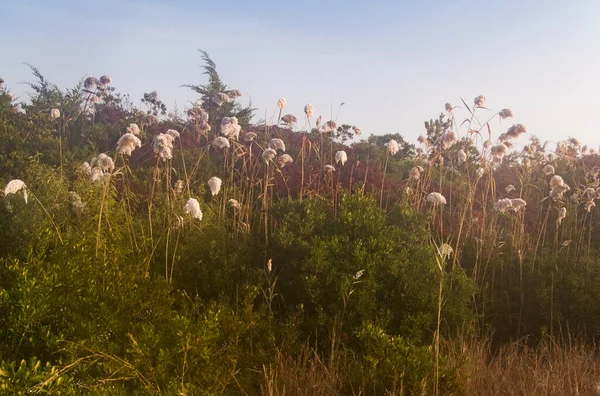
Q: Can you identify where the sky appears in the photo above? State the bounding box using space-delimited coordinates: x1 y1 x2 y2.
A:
2 0 600 148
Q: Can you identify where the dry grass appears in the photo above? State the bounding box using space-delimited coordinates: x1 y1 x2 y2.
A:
260 347 344 396
260 336 600 396
447 334 600 395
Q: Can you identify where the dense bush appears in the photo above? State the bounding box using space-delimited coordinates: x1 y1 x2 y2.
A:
2 54 600 394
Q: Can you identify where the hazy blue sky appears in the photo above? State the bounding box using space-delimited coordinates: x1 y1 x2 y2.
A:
2 0 600 148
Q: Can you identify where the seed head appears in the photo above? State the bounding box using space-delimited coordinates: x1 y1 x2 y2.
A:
116 133 142 156
277 154 294 168
427 192 447 205
184 198 202 220
335 150 348 166
262 148 277 162
269 138 286 152
474 95 486 107
277 97 286 110
304 103 314 118
207 177 222 196
386 139 400 156
212 137 230 149
498 109 514 120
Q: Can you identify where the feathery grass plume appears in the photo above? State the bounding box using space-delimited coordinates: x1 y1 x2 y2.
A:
97 153 115 173
116 133 142 156
324 164 336 173
90 167 105 182
212 136 230 149
483 139 492 150
445 103 454 112
84 77 98 90
189 105 210 122
276 97 286 110
207 177 222 196
243 132 257 142
281 114 298 125
543 164 555 176
267 259 273 273
505 124 527 139
212 92 230 106
570 192 580 203
386 139 400 156
0 78 4 89
184 198 202 220
549 175 566 190
476 168 485 178
438 243 453 258
228 89 242 99
262 148 277 162
69 191 87 216
417 135 428 145
474 94 486 107
50 109 60 119
127 123 140 135
569 137 581 148
505 184 516 194
228 198 241 209
316 115 322 129
153 133 177 160
323 120 337 133
80 162 92 175
585 200 595 212
549 177 570 200
277 154 293 168
220 117 241 140
4 179 28 204
90 95 101 104
494 198 513 213
303 103 314 118
523 158 531 168
145 91 158 101
555 141 568 155
510 198 527 211
409 166 421 181
427 192 447 205
457 149 467 163
174 180 184 196
557 207 567 225
582 145 589 155
490 144 508 156
99 75 112 86
166 129 180 139
352 125 362 136
498 109 514 119
335 150 348 166
440 131 457 149
269 138 286 152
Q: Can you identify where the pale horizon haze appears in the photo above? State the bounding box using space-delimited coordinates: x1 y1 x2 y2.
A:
2 0 600 149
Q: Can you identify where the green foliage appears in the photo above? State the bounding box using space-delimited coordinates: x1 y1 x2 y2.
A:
3 60 600 394
184 50 255 129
